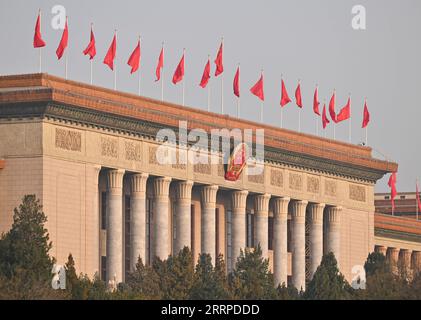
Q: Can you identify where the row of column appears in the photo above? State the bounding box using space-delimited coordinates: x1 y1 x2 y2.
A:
375 245 421 274
104 169 342 291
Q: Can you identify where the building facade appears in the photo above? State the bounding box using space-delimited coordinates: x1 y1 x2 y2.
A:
0 73 417 291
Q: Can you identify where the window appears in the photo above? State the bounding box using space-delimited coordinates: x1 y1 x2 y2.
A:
246 212 254 248
124 195 131 279
215 208 219 258
101 256 107 281
146 198 152 265
268 216 274 250
226 210 232 272
101 192 107 230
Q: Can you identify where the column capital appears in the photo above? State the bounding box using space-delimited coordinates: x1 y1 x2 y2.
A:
231 190 248 211
201 184 218 205
375 245 387 256
153 176 172 199
272 197 290 219
176 180 194 200
131 173 149 194
308 203 325 224
254 193 271 216
326 206 342 224
107 169 125 194
291 200 308 219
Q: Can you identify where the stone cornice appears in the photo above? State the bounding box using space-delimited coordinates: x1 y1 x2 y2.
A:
0 73 398 183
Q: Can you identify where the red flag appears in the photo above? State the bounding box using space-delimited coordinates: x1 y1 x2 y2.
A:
56 18 69 60
295 82 303 108
127 39 141 74
416 182 421 213
362 100 370 128
388 172 397 211
33 11 46 48
83 26 96 60
199 58 211 88
313 86 320 116
233 66 240 97
214 41 223 76
103 33 117 70
280 79 291 107
250 73 264 101
155 46 164 82
336 97 351 122
172 52 185 84
322 103 330 129
329 91 337 123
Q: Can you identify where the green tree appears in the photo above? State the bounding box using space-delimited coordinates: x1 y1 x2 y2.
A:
304 252 353 300
276 283 301 300
229 245 277 299
189 253 230 299
0 195 64 299
126 257 162 299
363 252 407 300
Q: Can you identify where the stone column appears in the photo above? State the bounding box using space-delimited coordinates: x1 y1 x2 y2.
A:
153 176 172 260
254 193 271 259
106 169 125 284
272 197 290 287
130 173 149 270
412 251 421 274
387 247 400 273
400 249 413 274
291 200 308 291
375 245 387 256
308 203 325 279
326 206 342 264
174 180 194 254
201 185 218 263
231 190 248 269
92 165 101 275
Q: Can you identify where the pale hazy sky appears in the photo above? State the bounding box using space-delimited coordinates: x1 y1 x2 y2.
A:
0 0 420 192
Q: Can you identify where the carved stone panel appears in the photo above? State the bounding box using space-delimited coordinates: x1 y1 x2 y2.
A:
270 169 283 187
307 176 320 194
248 172 264 184
172 150 187 170
194 163 211 175
289 173 302 191
101 137 118 158
148 146 158 165
325 180 337 197
349 184 366 202
125 141 141 161
218 164 225 177
55 128 81 152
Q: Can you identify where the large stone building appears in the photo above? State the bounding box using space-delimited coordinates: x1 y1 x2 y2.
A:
0 73 419 290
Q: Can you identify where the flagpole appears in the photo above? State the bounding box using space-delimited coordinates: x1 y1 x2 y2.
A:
237 63 240 118
220 37 224 114
90 59 93 85
364 97 368 145
114 30 117 90
280 77 283 128
138 35 141 96
315 118 318 136
161 42 164 101
348 94 352 143
182 48 185 106
298 79 301 132
207 55 211 112
65 52 68 79
260 69 264 123
416 178 419 220
38 9 42 73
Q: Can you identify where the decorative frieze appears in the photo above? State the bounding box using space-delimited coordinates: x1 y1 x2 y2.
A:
349 184 366 202
148 146 158 165
172 150 187 170
55 128 81 152
325 180 337 197
289 173 303 191
101 137 118 158
194 163 211 175
307 176 320 194
125 141 141 161
270 169 283 187
248 172 264 184
218 164 225 177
